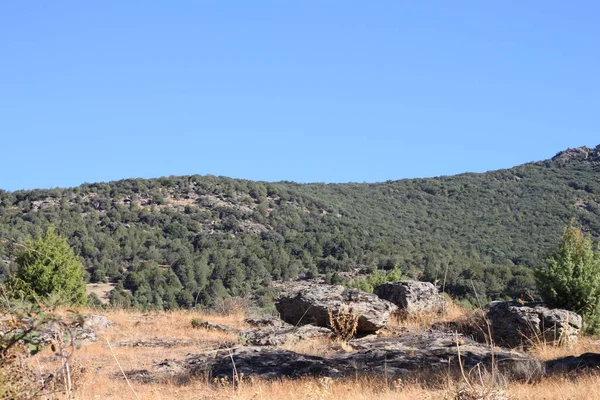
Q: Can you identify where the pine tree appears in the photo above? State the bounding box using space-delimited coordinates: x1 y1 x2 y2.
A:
535 225 600 334
9 227 87 305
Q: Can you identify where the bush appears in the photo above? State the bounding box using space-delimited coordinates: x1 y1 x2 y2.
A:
349 265 403 293
191 318 206 328
8 227 87 305
534 225 600 334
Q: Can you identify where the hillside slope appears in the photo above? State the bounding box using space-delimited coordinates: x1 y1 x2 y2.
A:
1 145 599 309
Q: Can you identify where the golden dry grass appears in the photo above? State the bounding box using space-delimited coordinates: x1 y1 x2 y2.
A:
529 335 600 361
388 300 470 332
27 306 600 400
509 374 600 400
85 283 116 304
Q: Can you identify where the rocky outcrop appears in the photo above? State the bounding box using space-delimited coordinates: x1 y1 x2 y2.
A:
373 281 446 315
545 352 600 374
191 320 240 334
485 301 582 348
241 325 332 346
114 338 198 348
275 282 397 334
79 313 115 330
35 313 114 345
551 146 598 163
245 317 291 328
130 330 542 383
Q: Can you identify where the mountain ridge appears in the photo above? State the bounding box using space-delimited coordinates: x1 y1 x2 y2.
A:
1 144 600 309
4 145 598 193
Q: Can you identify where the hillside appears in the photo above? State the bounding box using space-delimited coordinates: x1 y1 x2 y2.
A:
1 145 600 309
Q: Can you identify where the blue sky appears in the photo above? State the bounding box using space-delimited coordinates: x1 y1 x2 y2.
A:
1 2 598 191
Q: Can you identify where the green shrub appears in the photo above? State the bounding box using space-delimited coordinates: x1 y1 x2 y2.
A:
8 227 87 305
534 225 600 335
349 265 403 293
191 318 205 328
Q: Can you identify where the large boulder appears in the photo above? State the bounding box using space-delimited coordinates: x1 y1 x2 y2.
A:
485 301 582 348
275 282 397 334
373 280 446 315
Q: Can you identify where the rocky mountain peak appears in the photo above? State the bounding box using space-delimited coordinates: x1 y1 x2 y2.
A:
551 145 600 163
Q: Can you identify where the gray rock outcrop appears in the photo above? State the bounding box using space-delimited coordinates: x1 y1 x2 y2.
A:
34 313 114 345
545 352 600 374
241 324 332 346
79 313 114 330
244 317 291 328
114 338 197 348
275 282 397 334
485 301 582 348
130 330 542 383
374 280 446 315
192 320 240 334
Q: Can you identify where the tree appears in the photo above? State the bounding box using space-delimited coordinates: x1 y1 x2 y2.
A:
534 225 600 334
9 227 87 305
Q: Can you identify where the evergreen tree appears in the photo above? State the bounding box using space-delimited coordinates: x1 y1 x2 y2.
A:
535 225 600 334
9 227 87 305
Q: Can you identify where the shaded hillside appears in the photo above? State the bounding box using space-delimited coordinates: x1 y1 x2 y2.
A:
1 145 600 309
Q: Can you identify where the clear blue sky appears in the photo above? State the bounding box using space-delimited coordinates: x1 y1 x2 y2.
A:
1 2 598 191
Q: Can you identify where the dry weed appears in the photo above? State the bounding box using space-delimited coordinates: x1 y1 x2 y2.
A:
327 308 359 341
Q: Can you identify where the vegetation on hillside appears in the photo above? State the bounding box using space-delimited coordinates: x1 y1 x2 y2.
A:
1 145 599 310
535 224 600 334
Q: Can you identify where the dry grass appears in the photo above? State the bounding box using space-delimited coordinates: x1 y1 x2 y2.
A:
528 335 600 361
85 283 116 304
25 306 600 400
388 300 470 332
509 374 600 400
280 335 345 357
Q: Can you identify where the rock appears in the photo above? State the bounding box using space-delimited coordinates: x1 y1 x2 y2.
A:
241 325 332 346
275 282 397 334
73 327 98 343
114 338 198 348
552 146 597 163
140 329 541 383
38 322 98 344
545 353 600 374
373 281 446 315
80 313 114 330
152 359 189 383
66 313 114 343
186 347 339 380
124 369 155 384
4 312 114 347
485 301 582 348
192 320 240 334
245 317 291 328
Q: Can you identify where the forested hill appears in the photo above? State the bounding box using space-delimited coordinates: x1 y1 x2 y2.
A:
1 145 600 309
